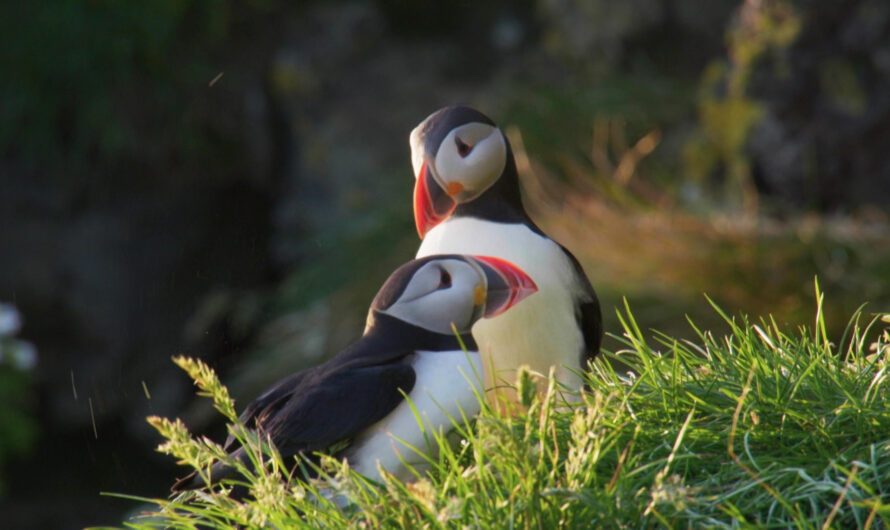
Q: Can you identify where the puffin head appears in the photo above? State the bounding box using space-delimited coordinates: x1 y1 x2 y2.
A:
409 106 509 238
370 254 537 335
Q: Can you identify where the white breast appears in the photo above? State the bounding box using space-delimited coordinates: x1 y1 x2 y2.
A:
417 217 586 398
347 350 482 482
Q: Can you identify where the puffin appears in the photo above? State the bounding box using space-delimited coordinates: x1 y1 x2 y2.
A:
173 254 536 492
410 106 602 403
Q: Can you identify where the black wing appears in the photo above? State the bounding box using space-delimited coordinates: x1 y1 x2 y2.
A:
559 244 603 366
261 360 415 457
173 352 415 493
226 325 420 453
223 371 309 451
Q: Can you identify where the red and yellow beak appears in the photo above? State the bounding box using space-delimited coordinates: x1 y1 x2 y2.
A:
413 162 457 238
472 255 538 317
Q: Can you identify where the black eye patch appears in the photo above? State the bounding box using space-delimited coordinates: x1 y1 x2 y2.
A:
455 136 473 158
439 269 452 288
370 255 467 311
421 106 496 159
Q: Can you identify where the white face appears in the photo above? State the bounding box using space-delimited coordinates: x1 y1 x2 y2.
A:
378 258 485 335
410 122 507 203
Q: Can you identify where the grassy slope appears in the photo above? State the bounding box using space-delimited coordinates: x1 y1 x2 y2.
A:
104 288 890 529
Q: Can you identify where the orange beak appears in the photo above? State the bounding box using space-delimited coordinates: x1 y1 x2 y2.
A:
473 255 538 317
413 162 457 238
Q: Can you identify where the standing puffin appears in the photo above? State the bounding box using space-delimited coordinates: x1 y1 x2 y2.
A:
173 254 536 491
410 106 602 402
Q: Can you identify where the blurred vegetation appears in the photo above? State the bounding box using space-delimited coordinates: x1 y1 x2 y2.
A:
0 1 279 179
504 73 695 188
0 367 35 496
684 0 801 212
0 307 37 496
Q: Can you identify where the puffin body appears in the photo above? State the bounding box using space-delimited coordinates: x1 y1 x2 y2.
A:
346 349 482 481
418 218 590 392
410 106 602 402
173 254 536 492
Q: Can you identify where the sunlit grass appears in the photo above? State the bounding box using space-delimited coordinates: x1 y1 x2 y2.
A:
103 290 890 529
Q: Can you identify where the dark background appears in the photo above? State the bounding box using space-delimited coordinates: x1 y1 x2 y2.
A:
2 1 889 527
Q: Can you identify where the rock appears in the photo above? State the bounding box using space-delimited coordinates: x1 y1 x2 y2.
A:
701 0 890 212
538 0 736 73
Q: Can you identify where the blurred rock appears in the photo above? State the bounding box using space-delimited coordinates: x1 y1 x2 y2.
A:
708 0 890 212
538 0 736 73
540 0 663 69
0 162 273 431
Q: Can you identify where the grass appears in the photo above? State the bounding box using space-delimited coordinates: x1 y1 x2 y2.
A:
103 286 890 529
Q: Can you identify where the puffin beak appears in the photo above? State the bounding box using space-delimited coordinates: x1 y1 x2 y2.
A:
413 162 456 238
473 256 538 317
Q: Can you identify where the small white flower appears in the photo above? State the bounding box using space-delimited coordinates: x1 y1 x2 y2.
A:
0 304 22 337
11 341 38 371
617 370 638 386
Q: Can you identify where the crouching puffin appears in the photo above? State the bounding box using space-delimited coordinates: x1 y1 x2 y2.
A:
410 106 602 404
173 254 536 492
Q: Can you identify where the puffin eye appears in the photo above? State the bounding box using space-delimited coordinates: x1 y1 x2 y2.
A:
438 269 452 289
455 136 473 158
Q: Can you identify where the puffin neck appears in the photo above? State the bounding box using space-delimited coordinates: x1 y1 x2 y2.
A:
453 155 532 225
366 312 478 352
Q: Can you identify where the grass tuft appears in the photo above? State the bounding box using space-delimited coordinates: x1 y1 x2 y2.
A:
105 298 890 529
